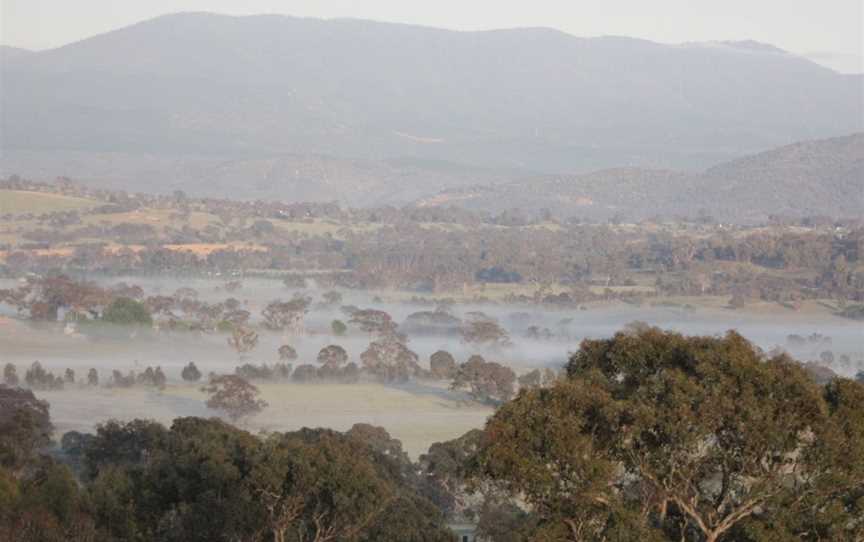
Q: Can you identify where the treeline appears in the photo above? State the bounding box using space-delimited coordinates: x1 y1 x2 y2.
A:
0 390 455 541
5 222 862 303
3 360 168 391
2 327 863 541
3 275 859 393
2 181 863 302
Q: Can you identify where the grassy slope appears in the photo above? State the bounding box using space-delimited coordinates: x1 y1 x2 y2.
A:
44 382 493 460
0 190 97 214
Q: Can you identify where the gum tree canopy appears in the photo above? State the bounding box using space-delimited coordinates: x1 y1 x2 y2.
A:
0 386 52 475
472 327 864 542
202 375 268 422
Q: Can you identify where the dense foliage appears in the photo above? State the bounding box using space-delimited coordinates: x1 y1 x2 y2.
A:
470 328 864 541
101 297 153 326
2 327 862 541
0 403 454 541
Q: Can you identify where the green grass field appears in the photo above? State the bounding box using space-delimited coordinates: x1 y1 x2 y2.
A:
0 190 97 214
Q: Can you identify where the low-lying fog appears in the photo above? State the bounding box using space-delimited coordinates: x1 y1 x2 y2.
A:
1 276 861 457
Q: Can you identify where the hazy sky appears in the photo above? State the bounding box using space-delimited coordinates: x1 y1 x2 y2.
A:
1 0 862 59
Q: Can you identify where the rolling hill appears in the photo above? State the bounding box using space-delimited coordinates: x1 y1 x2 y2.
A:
416 133 864 223
1 12 861 207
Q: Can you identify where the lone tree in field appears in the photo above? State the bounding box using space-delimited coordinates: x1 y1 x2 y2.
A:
361 337 420 382
181 362 202 383
228 326 259 359
349 309 398 338
317 345 348 373
460 313 511 349
201 375 268 422
471 327 864 541
429 350 457 380
261 296 311 335
87 368 99 386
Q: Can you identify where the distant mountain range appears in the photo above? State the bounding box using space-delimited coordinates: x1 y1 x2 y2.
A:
1 12 861 217
2 15 862 171
416 133 864 223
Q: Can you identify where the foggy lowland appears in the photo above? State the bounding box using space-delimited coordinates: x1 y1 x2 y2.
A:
0 3 862 541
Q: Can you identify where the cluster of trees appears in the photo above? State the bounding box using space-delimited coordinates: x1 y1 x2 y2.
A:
235 362 293 382
0 276 156 326
450 355 517 405
109 366 167 389
0 389 455 541
3 362 99 391
462 328 864 540
3 181 863 304
2 361 170 391
21 362 65 391
2 327 862 541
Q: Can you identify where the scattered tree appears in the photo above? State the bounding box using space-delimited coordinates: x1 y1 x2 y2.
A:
317 345 348 370
429 350 457 380
201 375 268 422
181 362 202 382
262 296 311 335
350 309 398 338
86 368 98 387
227 326 259 358
450 355 515 404
361 338 420 382
460 313 511 349
136 366 166 389
24 362 63 391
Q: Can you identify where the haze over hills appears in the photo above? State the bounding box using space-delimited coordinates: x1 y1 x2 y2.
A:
804 51 864 74
1 11 862 208
0 150 521 207
417 133 864 223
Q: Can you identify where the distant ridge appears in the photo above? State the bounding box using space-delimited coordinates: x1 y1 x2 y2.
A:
1 12 860 180
0 45 34 61
416 133 864 223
